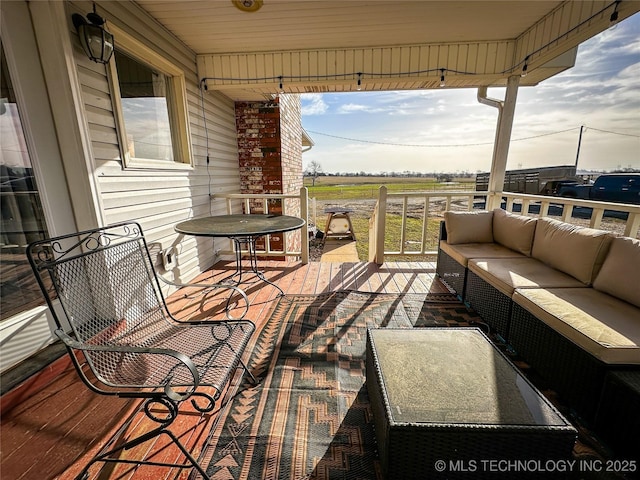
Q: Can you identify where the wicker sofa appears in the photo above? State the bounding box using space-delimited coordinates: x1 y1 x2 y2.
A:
436 208 640 424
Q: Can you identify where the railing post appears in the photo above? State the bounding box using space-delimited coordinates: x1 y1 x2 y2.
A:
311 197 317 227
540 201 550 217
374 186 387 265
625 212 640 238
487 192 501 210
590 208 604 229
368 207 377 261
562 204 574 223
421 196 430 254
300 187 309 264
400 196 408 254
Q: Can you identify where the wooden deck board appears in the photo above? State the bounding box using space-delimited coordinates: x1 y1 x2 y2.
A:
1 261 441 480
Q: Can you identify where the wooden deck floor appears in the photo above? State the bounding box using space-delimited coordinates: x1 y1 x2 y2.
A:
1 260 446 480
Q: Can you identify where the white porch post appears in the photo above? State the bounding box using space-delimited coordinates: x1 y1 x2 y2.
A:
300 187 310 264
478 75 520 211
373 186 387 265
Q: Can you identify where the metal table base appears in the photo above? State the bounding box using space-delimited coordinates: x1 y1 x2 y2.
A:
174 214 306 303
223 235 285 296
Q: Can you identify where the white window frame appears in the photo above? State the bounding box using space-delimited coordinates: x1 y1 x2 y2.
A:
107 24 193 170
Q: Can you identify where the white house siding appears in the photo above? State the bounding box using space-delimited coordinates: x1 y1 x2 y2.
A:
68 1 242 286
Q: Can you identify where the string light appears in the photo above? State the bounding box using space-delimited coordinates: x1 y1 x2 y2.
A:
199 1 621 90
202 67 471 84
610 1 620 28
521 56 529 77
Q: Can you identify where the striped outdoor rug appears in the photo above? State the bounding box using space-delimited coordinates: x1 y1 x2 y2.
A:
201 290 481 479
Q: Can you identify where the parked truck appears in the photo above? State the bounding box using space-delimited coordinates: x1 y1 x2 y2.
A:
557 173 640 204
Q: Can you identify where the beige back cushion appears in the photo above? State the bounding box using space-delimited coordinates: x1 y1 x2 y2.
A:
531 217 612 285
593 236 640 308
492 208 537 256
444 210 494 245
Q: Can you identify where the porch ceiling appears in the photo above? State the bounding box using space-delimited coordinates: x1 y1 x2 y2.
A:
133 1 639 100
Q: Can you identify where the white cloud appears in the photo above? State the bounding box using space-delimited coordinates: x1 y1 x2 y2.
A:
301 93 328 115
337 102 401 114
337 103 370 114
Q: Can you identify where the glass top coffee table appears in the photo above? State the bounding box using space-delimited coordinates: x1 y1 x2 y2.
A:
366 328 577 479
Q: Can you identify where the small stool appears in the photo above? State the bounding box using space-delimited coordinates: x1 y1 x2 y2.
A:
323 207 356 241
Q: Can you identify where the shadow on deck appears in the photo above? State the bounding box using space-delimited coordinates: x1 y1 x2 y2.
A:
1 260 444 479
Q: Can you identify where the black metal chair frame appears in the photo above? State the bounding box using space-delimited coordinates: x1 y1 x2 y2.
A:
27 222 256 480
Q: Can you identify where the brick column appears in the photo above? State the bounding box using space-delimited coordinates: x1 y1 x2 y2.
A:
235 95 303 253
278 95 303 253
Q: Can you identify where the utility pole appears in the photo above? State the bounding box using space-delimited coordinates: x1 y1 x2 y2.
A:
575 125 584 168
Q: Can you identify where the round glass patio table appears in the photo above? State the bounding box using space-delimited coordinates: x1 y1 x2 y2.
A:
175 214 306 295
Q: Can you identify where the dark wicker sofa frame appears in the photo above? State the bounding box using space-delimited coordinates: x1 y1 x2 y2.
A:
509 302 640 425
464 270 512 340
435 221 511 339
435 222 467 298
509 302 605 423
27 222 256 480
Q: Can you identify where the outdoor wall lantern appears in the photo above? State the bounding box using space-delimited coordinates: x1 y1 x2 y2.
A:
71 6 114 64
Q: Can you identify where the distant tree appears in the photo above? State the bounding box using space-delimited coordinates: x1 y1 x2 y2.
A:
304 160 323 186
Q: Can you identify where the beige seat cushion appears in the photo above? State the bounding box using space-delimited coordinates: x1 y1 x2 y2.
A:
444 210 493 245
593 236 640 308
513 288 640 364
440 240 525 267
492 208 538 256
531 217 612 285
469 257 585 297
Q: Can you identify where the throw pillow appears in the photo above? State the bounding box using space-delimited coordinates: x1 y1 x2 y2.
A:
531 217 612 285
444 210 494 245
492 208 537 256
593 236 640 308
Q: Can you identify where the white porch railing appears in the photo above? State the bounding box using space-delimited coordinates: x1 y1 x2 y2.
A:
211 187 310 264
501 192 640 237
369 186 640 264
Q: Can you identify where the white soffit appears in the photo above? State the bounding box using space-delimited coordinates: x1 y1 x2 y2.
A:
133 1 639 99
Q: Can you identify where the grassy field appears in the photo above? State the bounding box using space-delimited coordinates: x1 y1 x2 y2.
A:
306 176 472 261
304 175 475 201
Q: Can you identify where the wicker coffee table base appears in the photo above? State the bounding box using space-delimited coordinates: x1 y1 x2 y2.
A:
366 328 577 480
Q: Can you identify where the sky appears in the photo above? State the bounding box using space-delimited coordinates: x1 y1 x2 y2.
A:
300 13 640 175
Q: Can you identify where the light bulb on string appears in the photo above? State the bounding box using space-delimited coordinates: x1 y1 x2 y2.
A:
357 73 362 91
521 57 529 77
439 69 446 88
609 1 620 29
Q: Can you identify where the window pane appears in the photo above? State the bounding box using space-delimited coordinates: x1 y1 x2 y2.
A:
0 42 50 319
115 51 174 161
